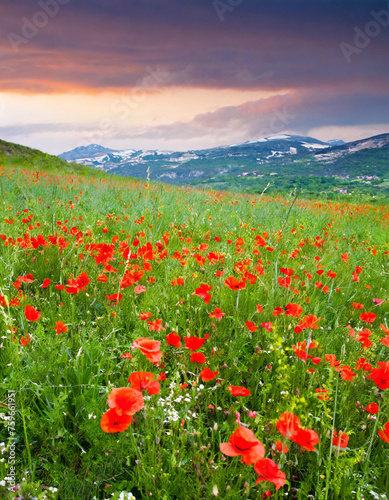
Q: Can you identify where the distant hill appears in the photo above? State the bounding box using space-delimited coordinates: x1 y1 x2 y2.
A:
0 139 109 178
59 134 389 190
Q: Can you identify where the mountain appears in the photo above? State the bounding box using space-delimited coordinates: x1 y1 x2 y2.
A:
59 134 389 189
327 139 345 146
59 134 331 181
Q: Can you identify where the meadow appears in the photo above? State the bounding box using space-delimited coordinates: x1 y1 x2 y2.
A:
0 164 388 500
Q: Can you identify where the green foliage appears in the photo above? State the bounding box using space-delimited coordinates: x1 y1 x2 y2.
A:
0 159 388 500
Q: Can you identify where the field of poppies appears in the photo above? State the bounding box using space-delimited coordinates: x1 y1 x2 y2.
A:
0 164 388 500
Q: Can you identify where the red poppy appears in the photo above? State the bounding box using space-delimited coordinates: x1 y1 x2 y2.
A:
340 365 356 382
276 412 319 451
224 276 245 290
355 357 372 372
261 322 273 332
53 321 68 335
220 427 265 465
273 307 283 317
254 458 286 491
75 271 90 290
326 354 341 372
166 332 181 348
367 362 389 390
192 283 212 304
285 303 303 318
100 408 133 433
292 427 320 452
190 352 206 364
132 337 163 365
356 328 373 349
209 308 225 321
366 402 379 414
228 385 251 397
146 319 166 332
294 315 320 333
139 312 152 320
276 412 301 439
20 334 31 346
274 440 289 454
332 431 349 449
184 336 206 351
352 302 364 309
107 387 144 416
378 422 389 443
199 367 219 382
380 324 389 334
106 293 123 304
41 279 51 288
380 335 389 347
25 305 41 322
245 321 257 332
359 312 376 323
121 352 132 359
128 372 160 395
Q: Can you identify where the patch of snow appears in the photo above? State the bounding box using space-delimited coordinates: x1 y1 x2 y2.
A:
301 142 329 149
267 135 290 140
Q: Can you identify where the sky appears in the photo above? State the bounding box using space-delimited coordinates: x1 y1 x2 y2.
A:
1 0 389 154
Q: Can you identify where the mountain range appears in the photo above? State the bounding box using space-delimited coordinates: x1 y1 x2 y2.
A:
59 134 389 190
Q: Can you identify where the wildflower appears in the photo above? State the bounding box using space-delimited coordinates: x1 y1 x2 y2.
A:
139 312 151 320
228 385 251 397
107 387 144 416
285 303 303 318
224 276 245 290
367 362 389 390
359 312 376 323
332 431 349 449
199 367 219 382
220 427 265 465
209 308 225 321
378 422 389 443
192 283 212 304
245 321 257 332
132 337 162 365
254 458 286 490
53 321 68 335
166 332 181 348
366 402 379 414
184 336 205 351
128 372 160 395
20 334 31 346
100 409 133 433
106 293 123 304
25 305 41 322
190 352 206 364
275 440 289 453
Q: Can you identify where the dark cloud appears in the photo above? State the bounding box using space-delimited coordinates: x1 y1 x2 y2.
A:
1 0 389 92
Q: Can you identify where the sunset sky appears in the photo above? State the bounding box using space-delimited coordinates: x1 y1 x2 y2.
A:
1 0 389 154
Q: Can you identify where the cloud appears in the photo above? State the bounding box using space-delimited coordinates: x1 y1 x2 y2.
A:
1 0 388 93
111 90 389 143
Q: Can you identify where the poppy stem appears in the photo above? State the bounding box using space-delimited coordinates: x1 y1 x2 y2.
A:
325 370 340 500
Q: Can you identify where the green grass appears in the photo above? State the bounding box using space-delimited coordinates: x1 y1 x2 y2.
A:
0 161 388 500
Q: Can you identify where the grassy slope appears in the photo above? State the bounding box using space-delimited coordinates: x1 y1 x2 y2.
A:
0 156 388 499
